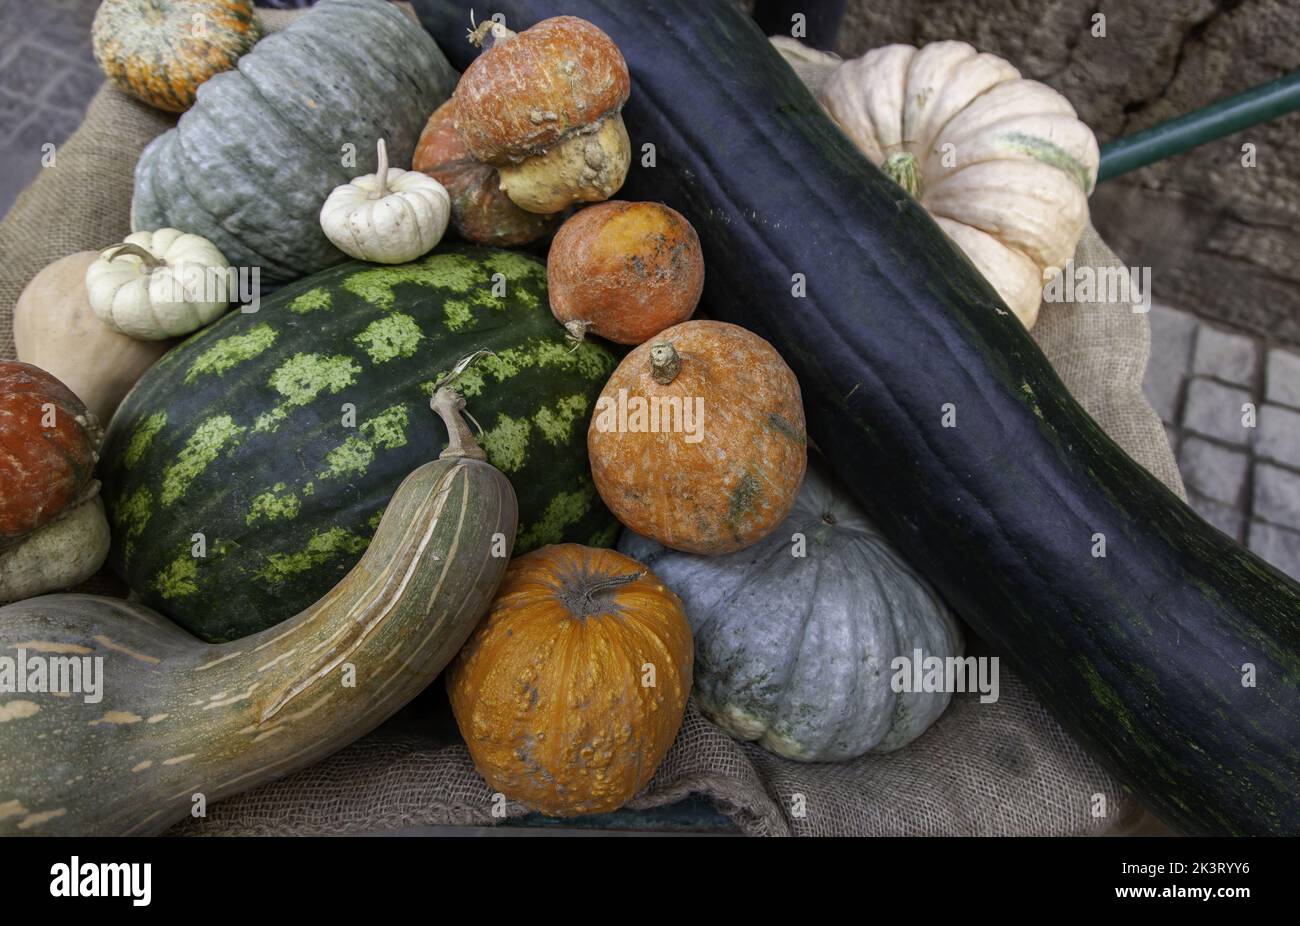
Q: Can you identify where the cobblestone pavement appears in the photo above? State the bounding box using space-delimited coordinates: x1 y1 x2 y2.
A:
2 1 1297 584
0 0 101 214
1145 304 1300 580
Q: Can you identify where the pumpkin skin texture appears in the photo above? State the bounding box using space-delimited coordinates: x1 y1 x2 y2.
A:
0 391 518 836
548 201 704 345
0 362 101 545
818 41 1099 329
413 100 560 247
99 244 618 642
454 16 631 213
447 544 692 817
92 0 261 113
620 462 964 761
13 251 172 424
131 0 457 283
588 320 807 555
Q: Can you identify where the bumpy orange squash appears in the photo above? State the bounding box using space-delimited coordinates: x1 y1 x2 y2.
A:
548 201 704 345
447 544 692 817
413 100 559 247
92 0 261 113
588 320 807 554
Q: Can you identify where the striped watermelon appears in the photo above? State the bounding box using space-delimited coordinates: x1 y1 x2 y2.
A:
100 244 619 642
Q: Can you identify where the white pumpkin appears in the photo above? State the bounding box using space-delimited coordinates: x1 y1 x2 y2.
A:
817 40 1100 329
86 228 232 340
320 138 451 264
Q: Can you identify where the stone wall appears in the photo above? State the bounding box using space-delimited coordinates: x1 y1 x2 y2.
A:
811 0 1300 346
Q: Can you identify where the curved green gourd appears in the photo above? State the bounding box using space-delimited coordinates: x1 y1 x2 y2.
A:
0 389 516 836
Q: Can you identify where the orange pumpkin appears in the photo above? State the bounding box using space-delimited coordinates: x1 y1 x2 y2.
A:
447 544 692 817
588 321 807 555
548 201 704 345
413 100 560 247
0 362 102 546
91 0 261 114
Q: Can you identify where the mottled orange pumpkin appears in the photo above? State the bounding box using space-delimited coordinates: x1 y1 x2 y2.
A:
447 544 692 817
92 0 261 113
549 201 704 345
588 321 807 555
453 16 631 214
413 100 559 247
0 362 102 547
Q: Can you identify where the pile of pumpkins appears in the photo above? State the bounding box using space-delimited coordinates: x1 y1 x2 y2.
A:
0 0 1096 833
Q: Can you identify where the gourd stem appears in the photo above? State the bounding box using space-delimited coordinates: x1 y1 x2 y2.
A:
564 571 645 618
103 243 166 272
468 17 516 50
563 320 591 347
432 387 487 461
649 342 681 385
883 152 923 199
372 139 389 199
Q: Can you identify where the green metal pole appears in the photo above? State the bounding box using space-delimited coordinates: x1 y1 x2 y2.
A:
1098 69 1300 182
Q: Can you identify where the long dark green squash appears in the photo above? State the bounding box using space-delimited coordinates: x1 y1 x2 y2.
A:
417 0 1300 835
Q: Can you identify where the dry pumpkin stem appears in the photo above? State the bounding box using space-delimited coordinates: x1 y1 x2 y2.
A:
563 319 592 348
558 569 646 619
102 242 166 272
649 341 681 385
467 15 514 50
883 152 923 198
371 138 391 199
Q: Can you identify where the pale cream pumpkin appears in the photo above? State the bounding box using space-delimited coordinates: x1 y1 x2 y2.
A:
816 40 1100 328
320 138 451 264
86 228 232 339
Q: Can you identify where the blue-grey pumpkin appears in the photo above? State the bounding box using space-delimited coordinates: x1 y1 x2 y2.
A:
619 461 964 761
131 0 457 283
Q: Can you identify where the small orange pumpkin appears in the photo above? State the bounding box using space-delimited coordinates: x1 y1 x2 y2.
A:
447 544 692 817
0 362 102 546
548 201 704 345
588 321 807 554
413 100 560 247
92 0 261 114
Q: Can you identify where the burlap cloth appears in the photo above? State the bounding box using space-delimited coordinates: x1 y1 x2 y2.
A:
0 10 1185 836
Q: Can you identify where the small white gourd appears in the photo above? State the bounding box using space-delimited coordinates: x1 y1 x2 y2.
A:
85 228 232 340
320 138 451 264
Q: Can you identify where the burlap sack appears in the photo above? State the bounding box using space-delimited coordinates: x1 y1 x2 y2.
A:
0 9 1185 836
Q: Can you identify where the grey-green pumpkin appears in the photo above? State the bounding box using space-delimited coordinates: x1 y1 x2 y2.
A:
619 461 964 761
130 0 457 283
